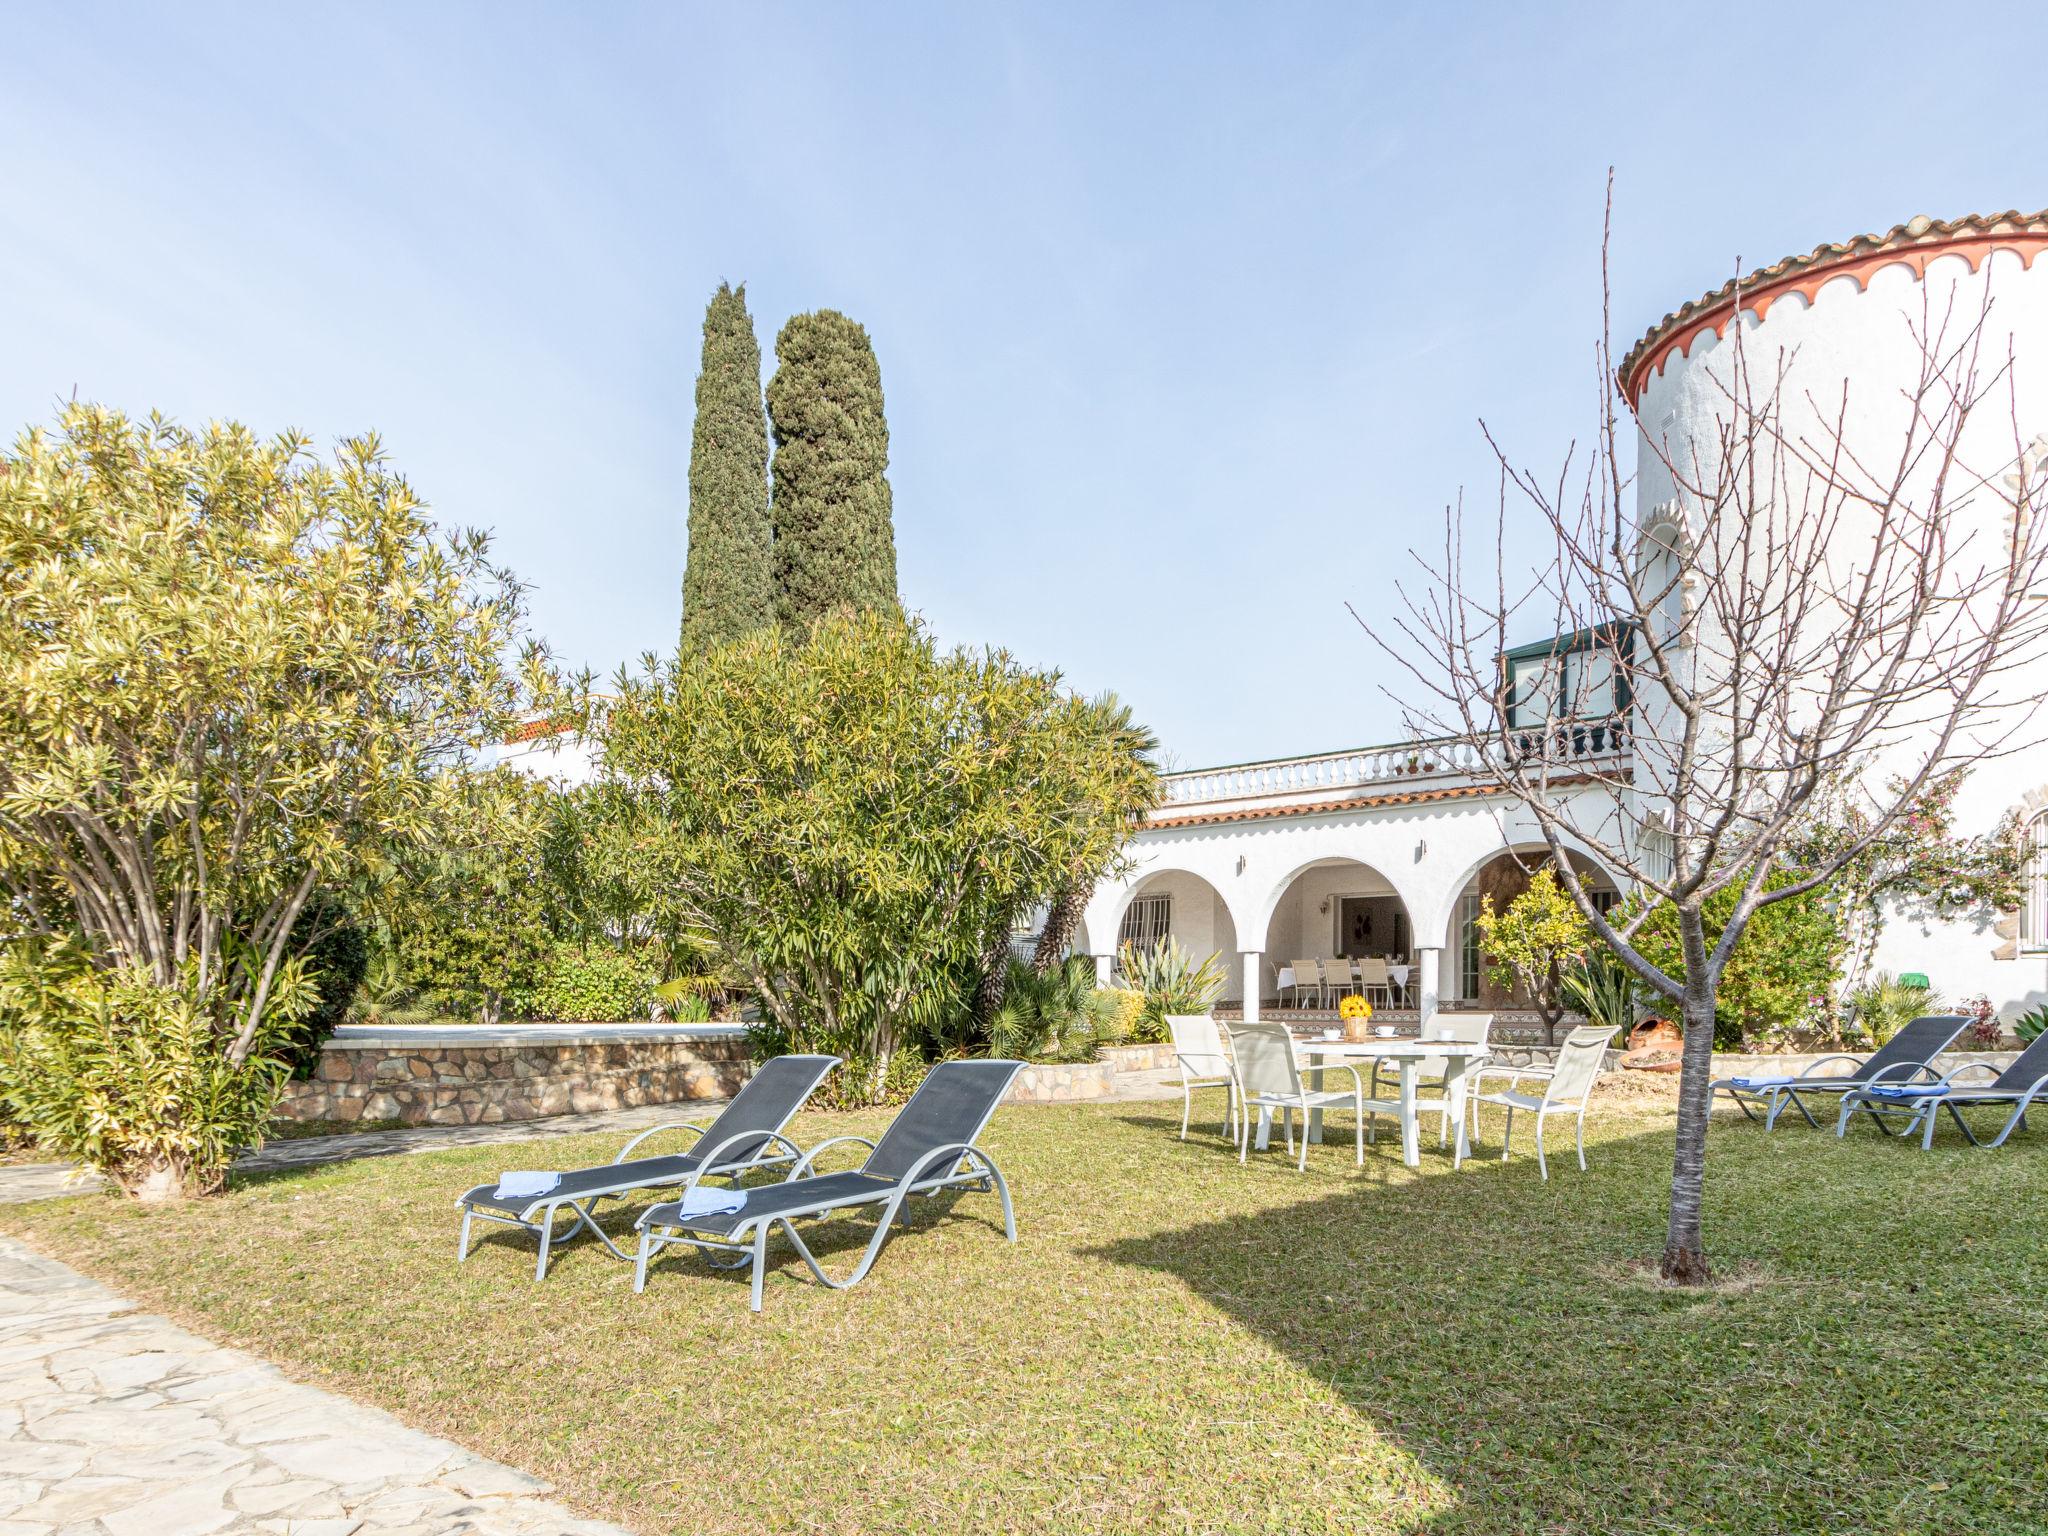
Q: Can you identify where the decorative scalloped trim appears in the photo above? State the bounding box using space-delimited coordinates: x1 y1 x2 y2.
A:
1619 211 2048 404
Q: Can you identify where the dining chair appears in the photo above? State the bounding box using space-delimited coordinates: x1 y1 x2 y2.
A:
1466 1024 1610 1178
1355 957 1392 1009
1166 1013 1239 1143
1376 1013 1494 1149
1290 958 1324 1009
1225 1023 1368 1170
1324 956 1358 1004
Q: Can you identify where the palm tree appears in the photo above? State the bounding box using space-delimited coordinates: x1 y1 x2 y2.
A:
1032 692 1162 974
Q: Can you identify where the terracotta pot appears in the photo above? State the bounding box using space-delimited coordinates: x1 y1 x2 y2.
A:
1628 1017 1682 1052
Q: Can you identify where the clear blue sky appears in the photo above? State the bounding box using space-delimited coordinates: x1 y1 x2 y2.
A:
5 3 2042 770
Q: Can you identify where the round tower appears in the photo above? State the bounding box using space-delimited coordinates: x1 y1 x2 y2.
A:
1620 210 2048 1008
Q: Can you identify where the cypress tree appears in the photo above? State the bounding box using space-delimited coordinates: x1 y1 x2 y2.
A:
766 309 899 629
680 282 774 651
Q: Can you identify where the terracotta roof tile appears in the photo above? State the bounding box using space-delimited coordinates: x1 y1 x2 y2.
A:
1142 772 1621 831
503 717 575 745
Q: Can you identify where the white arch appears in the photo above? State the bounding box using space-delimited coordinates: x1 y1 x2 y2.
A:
1252 852 1419 944
1098 864 1240 958
1422 836 1621 945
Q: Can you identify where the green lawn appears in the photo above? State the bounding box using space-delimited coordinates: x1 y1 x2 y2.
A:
5 1089 2044 1535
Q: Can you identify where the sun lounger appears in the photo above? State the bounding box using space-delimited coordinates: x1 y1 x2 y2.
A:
632 1057 1024 1310
1836 1028 2048 1149
455 1052 839 1279
1710 1015 1969 1130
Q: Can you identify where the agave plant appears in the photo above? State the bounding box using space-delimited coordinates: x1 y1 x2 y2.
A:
1118 938 1225 1043
1559 947 1638 1040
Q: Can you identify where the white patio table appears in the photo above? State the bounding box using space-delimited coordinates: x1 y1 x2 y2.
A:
1252 1038 1485 1169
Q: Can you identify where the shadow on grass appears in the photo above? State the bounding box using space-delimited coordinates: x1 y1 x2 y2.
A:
1084 1099 2048 1536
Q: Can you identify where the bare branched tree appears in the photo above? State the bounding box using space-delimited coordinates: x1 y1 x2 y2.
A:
1364 201 2048 1283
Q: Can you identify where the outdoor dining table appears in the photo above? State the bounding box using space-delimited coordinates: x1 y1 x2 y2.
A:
1251 1037 1487 1169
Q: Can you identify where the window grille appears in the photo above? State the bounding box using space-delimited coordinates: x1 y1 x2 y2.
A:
1118 893 1172 953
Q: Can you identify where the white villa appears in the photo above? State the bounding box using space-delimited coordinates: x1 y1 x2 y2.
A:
511 209 2048 1031
1079 210 2048 1027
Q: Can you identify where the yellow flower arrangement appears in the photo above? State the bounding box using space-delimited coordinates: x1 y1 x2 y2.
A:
1338 994 1372 1021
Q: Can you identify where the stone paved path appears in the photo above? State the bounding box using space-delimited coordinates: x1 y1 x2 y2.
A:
0 1236 632 1536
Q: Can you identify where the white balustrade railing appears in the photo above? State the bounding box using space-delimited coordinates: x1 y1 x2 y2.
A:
1160 723 1628 808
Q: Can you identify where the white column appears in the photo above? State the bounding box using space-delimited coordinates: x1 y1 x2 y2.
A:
1415 945 1443 1027
1094 952 1114 987
1240 951 1263 1021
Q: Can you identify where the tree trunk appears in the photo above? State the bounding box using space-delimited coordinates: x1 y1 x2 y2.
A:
1032 882 1088 975
972 924 1013 1028
1662 908 1717 1284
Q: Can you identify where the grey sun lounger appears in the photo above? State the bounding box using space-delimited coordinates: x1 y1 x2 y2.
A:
1835 1028 2048 1149
1710 1014 1969 1131
632 1057 1025 1311
455 1052 839 1279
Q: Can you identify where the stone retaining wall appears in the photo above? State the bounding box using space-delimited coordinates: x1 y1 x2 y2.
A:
1099 1042 1177 1073
278 1025 752 1127
1006 1060 1116 1102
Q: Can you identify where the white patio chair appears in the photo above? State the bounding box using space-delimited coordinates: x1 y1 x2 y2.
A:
1376 1012 1493 1147
1355 957 1392 1009
1323 956 1358 1004
1166 1012 1239 1143
1290 957 1324 1009
1465 1023 1610 1178
1226 1022 1369 1170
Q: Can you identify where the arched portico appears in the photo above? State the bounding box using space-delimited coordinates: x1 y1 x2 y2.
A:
1255 856 1415 1013
1099 866 1242 1002
1433 842 1621 1010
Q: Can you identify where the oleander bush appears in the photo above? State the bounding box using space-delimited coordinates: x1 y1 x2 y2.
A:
0 406 531 1196
0 940 311 1197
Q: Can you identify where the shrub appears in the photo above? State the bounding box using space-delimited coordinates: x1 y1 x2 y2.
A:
1633 875 1844 1047
989 956 1119 1063
0 942 310 1198
0 406 528 1195
532 945 653 1023
2014 1005 2048 1045
654 979 714 1024
389 772 562 1026
1094 987 1145 1046
1846 971 1938 1047
592 610 1158 1103
287 900 370 1079
1118 939 1225 1044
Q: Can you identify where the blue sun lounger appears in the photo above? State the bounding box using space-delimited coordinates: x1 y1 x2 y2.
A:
632 1057 1024 1310
455 1053 839 1279
1710 1015 1969 1130
1836 1029 2048 1149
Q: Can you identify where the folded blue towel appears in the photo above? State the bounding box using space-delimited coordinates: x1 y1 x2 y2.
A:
1865 1083 1946 1100
1728 1076 1795 1091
